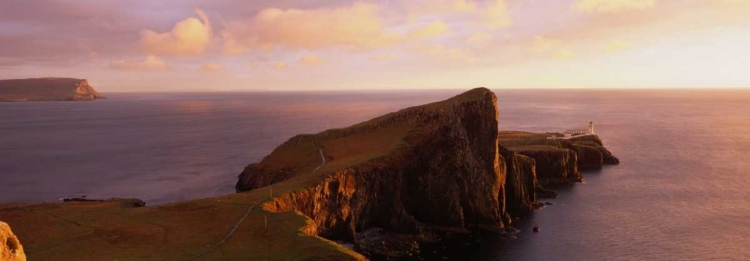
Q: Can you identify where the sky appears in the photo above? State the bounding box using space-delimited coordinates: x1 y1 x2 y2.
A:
1 0 750 91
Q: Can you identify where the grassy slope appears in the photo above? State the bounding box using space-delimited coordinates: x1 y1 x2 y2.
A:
498 131 607 154
498 131 565 152
0 109 417 261
0 89 486 260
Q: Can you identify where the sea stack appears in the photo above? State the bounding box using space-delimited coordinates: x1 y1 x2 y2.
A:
0 78 105 102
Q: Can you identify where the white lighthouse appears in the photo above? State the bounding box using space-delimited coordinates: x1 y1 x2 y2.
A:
589 121 595 134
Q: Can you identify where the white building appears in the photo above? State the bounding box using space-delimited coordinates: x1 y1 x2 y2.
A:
564 129 588 135
558 122 595 138
547 122 596 140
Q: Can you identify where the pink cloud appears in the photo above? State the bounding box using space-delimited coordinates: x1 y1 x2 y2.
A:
297 53 327 67
110 55 170 71
139 9 212 56
200 62 224 73
221 2 400 54
407 21 452 40
274 62 288 70
572 0 656 13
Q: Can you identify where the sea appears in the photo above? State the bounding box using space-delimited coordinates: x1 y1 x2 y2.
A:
1 89 749 260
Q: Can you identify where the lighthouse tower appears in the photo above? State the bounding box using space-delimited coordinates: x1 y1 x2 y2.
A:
589 121 595 134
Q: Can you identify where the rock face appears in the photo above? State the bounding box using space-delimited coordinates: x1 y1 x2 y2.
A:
0 222 26 261
569 135 620 165
500 147 539 216
235 88 620 258
0 78 104 102
515 149 582 186
238 88 509 242
563 142 604 171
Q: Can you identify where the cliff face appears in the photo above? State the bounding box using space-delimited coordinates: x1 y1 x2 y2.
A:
0 78 104 102
0 88 621 260
498 132 619 190
515 149 582 186
563 142 603 170
569 135 620 165
235 88 621 259
238 88 508 243
500 147 539 217
0 222 26 261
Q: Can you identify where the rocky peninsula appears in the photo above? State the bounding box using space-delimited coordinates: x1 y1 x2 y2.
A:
0 88 617 260
236 88 619 258
0 78 104 102
498 131 619 187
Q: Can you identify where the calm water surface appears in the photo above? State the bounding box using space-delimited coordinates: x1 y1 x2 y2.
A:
1 89 749 260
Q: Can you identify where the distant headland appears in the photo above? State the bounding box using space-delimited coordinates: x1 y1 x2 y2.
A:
0 78 104 102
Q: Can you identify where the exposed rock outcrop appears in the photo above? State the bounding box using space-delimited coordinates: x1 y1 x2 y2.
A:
0 88 622 261
0 78 104 102
515 149 582 186
500 146 540 217
569 135 620 164
0 222 25 261
562 142 604 170
235 88 620 259
238 88 509 244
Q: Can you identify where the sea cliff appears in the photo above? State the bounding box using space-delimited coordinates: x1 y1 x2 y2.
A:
500 147 540 216
0 78 104 102
498 131 619 187
0 88 618 260
238 88 508 245
237 88 620 258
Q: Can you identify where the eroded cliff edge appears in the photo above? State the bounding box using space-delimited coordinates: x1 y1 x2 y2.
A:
0 78 104 102
499 131 619 188
238 88 508 241
0 88 619 260
236 88 619 258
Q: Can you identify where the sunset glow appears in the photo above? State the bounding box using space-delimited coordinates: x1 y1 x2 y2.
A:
2 0 750 91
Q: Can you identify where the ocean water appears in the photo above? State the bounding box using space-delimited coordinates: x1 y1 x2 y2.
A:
1 89 749 260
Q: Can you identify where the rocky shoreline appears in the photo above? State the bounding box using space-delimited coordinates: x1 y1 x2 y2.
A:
236 88 620 260
354 133 620 260
0 88 618 260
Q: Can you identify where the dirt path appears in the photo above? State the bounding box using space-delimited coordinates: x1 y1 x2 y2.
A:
313 141 326 172
185 197 267 261
186 136 327 260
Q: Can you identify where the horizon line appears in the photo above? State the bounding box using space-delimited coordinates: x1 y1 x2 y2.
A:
97 87 750 93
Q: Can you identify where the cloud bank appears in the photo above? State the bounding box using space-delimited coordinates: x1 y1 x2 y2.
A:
110 55 170 71
139 9 212 56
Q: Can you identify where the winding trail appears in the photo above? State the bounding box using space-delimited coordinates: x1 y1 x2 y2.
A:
313 137 326 173
185 136 326 261
185 198 267 261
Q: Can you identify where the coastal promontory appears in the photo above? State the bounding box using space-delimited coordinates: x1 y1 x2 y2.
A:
0 88 618 260
237 88 507 252
236 88 619 258
0 78 104 102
